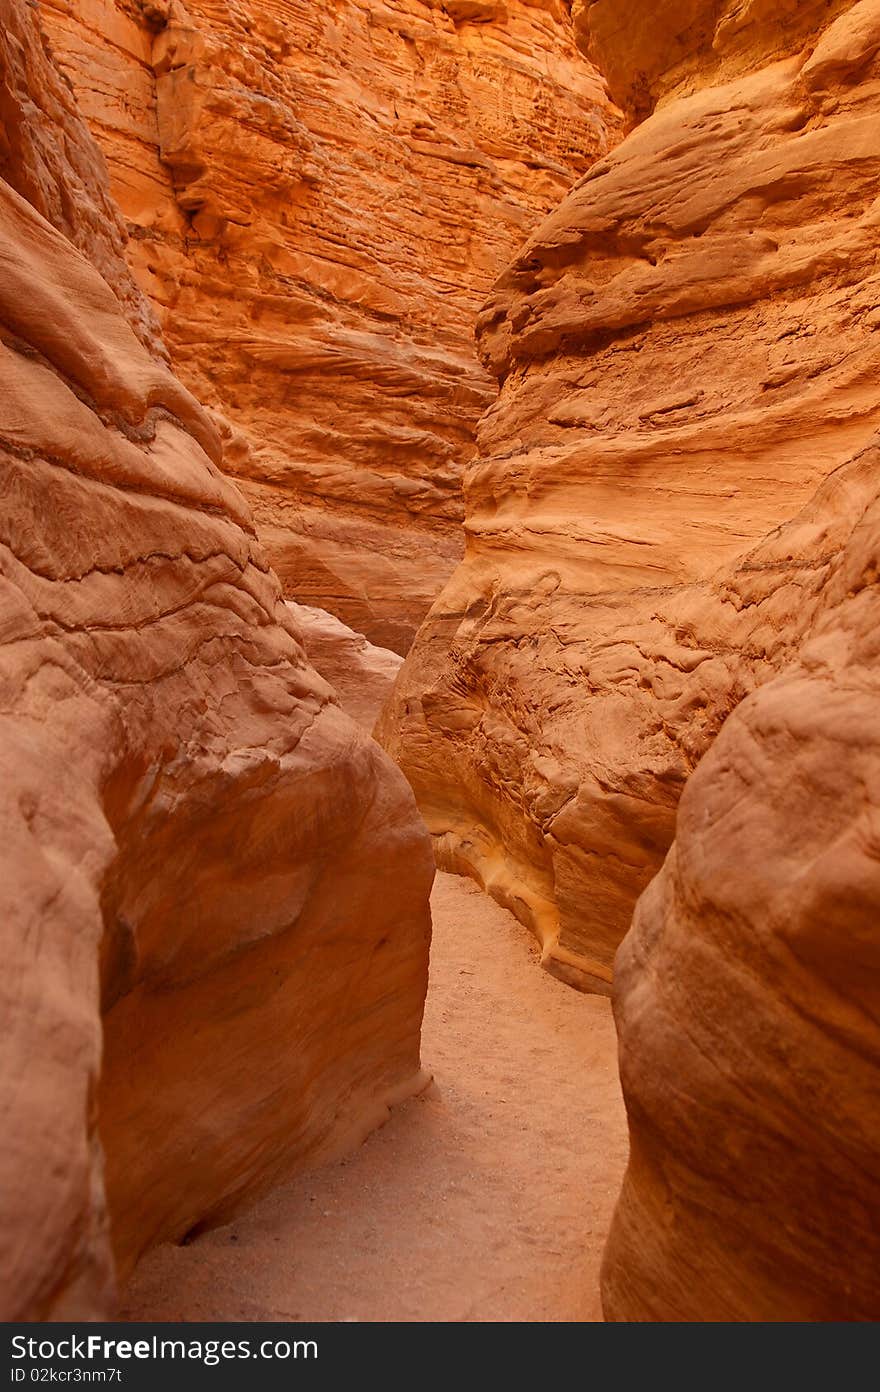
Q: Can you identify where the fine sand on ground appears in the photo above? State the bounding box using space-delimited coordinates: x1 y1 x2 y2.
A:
122 871 628 1323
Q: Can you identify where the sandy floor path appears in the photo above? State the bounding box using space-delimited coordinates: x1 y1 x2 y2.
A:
122 871 628 1323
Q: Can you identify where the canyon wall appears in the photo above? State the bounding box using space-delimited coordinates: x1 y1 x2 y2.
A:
38 0 620 652
0 0 433 1319
603 426 880 1320
379 0 880 990
287 602 403 731
377 0 880 1320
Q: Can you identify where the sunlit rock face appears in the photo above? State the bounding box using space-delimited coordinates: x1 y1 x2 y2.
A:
379 0 880 991
39 0 620 651
0 0 433 1319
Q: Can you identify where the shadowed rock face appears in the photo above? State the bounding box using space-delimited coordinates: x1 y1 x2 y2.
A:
379 0 880 990
0 0 433 1320
38 0 620 652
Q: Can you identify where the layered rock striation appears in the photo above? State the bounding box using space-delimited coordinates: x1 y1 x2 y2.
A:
38 0 619 651
0 0 433 1320
287 602 403 733
374 0 880 1321
603 425 880 1320
380 0 880 989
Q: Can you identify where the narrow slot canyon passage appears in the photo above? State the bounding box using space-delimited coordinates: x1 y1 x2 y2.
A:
121 871 628 1323
5 0 880 1329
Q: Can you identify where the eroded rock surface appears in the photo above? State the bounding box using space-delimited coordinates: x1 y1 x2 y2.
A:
603 429 880 1320
380 0 880 989
0 0 433 1320
39 0 619 650
287 603 402 732
0 0 162 352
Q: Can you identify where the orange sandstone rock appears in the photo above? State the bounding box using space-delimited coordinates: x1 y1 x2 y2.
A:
0 0 433 1320
286 602 403 732
379 0 880 988
603 430 880 1320
0 0 162 353
39 0 620 650
575 0 860 126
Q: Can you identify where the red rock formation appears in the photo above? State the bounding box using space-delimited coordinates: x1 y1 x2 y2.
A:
379 0 880 989
0 0 161 352
287 603 403 732
0 0 432 1319
603 430 880 1320
39 0 620 651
